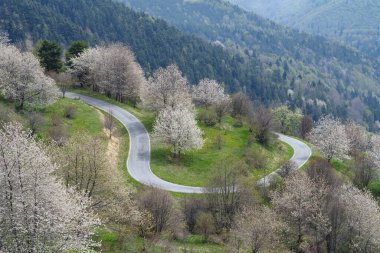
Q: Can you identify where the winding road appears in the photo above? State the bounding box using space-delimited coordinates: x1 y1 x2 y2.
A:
66 92 312 193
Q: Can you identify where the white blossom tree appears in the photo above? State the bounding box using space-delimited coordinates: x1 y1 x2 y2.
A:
141 64 192 112
70 44 146 105
0 43 59 108
153 106 203 158
336 185 380 252
0 122 100 252
271 172 330 250
192 79 229 107
369 134 380 170
345 120 369 156
233 205 284 253
308 116 349 162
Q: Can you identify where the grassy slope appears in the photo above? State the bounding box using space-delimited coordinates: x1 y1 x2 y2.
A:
71 88 293 187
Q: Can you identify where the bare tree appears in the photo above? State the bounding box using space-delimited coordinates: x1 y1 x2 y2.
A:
61 134 107 197
213 98 231 123
104 109 115 139
140 188 173 233
352 154 376 189
0 122 100 252
141 64 192 112
192 79 229 107
49 71 73 98
153 106 203 158
233 205 284 253
183 198 207 233
300 115 313 139
254 106 273 145
231 92 251 117
205 159 246 231
195 212 215 242
27 112 45 134
308 116 349 162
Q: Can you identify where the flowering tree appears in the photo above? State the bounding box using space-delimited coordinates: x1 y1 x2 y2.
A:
271 172 330 250
141 64 192 112
153 106 203 157
336 185 380 252
0 42 59 108
192 79 229 107
233 205 284 253
0 123 100 252
71 44 145 105
308 116 349 162
345 120 369 156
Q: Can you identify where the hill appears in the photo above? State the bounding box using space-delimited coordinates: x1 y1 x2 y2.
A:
120 0 380 129
2 0 380 128
229 0 380 59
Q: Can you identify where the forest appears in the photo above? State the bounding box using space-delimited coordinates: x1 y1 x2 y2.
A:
2 0 380 129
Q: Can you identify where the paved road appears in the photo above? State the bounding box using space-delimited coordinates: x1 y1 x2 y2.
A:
67 92 312 193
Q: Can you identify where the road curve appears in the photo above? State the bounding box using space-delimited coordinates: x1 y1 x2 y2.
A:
66 92 312 193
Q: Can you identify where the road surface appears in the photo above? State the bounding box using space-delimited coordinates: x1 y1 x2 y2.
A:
66 92 312 193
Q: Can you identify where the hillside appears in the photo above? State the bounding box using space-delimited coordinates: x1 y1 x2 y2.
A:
2 0 380 129
0 0 272 99
120 0 380 129
229 0 380 59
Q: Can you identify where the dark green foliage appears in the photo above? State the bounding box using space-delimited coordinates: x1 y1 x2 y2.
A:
35 40 63 72
65 40 89 64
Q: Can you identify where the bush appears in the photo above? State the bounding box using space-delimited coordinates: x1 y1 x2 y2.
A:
48 125 67 146
0 106 15 125
195 212 215 242
51 113 62 126
64 105 77 119
183 198 207 233
28 112 45 134
214 135 223 150
244 148 268 170
198 110 218 127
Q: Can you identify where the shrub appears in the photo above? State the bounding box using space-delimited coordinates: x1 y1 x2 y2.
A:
51 113 62 126
64 105 77 119
28 112 45 134
48 125 67 146
198 109 218 127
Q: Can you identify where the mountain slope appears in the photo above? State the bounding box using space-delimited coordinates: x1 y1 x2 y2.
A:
229 0 380 59
1 0 280 100
120 0 380 128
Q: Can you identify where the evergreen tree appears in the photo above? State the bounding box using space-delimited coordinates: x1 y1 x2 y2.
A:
35 40 63 72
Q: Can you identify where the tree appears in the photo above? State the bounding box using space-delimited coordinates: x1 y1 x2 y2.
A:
254 106 273 145
0 43 59 108
71 44 146 104
35 40 63 72
60 134 107 197
65 40 89 65
345 120 369 156
272 106 303 136
141 64 192 112
308 116 349 162
233 205 284 253
49 71 73 97
271 172 330 251
195 212 215 242
104 109 115 139
352 154 375 190
192 79 229 107
369 134 380 169
0 122 100 252
213 98 231 123
231 92 251 117
140 188 173 233
205 159 246 231
153 107 203 158
300 116 313 139
335 185 380 252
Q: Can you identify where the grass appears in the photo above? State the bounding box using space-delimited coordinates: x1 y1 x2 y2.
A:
68 88 293 187
151 116 293 187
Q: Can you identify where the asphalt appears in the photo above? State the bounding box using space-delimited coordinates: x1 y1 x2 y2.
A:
66 92 312 193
